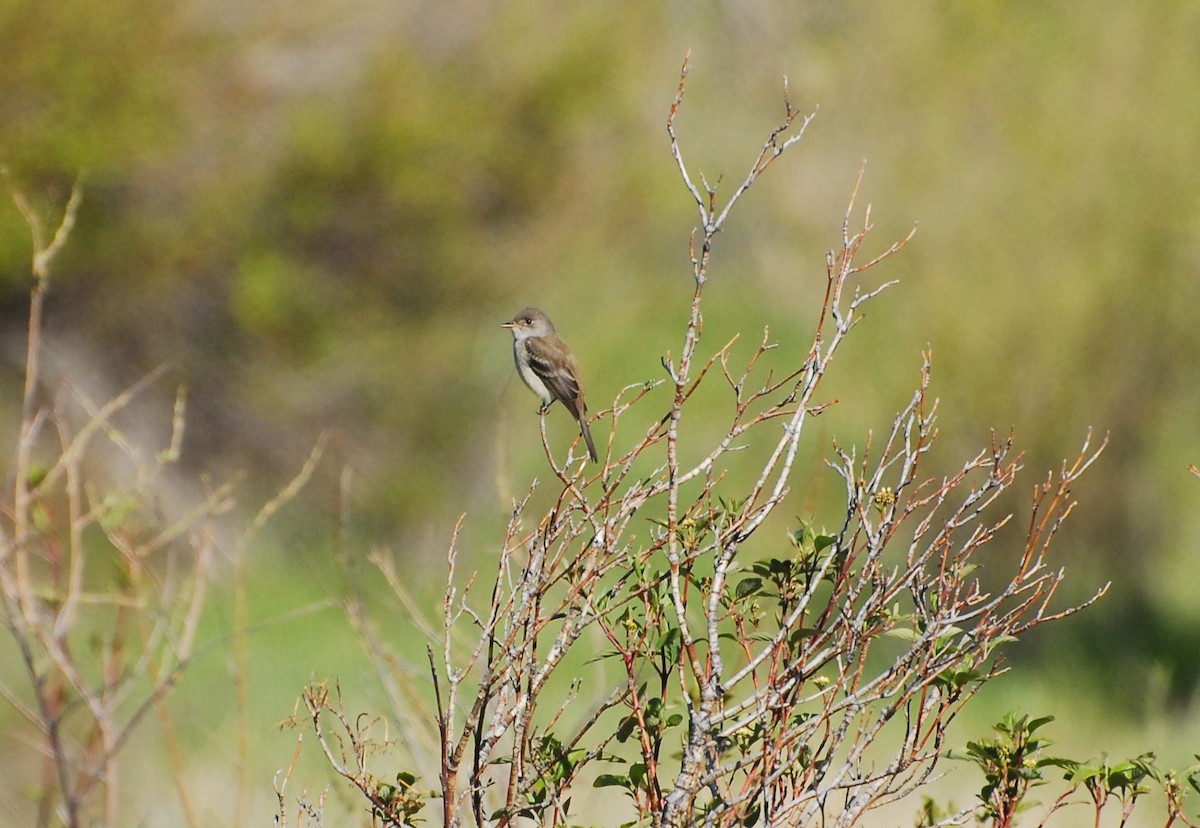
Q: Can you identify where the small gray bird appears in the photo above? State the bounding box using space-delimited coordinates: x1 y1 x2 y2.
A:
502 307 599 462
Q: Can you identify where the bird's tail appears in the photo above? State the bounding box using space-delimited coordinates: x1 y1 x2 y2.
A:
578 415 599 463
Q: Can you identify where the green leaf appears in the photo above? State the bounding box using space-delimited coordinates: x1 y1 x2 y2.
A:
787 627 818 645
1187 764 1200 796
935 667 981 689
1026 715 1055 734
657 627 682 664
1067 764 1103 783
616 715 636 743
593 774 630 789
982 634 1019 655
735 577 763 599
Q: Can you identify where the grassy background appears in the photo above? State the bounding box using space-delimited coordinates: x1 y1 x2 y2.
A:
2 1 1198 824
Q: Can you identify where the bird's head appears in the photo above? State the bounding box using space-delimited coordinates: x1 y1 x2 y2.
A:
502 307 555 339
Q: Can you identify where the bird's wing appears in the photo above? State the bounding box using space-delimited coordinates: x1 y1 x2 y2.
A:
525 334 585 418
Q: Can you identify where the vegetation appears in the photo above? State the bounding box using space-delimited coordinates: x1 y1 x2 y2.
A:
2 3 1198 825
275 62 1197 827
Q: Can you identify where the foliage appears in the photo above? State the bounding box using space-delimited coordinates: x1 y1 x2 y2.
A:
2 29 1190 820
942 712 1200 828
0 173 325 827
5 8 1200 823
281 63 1141 828
5 8 1200 705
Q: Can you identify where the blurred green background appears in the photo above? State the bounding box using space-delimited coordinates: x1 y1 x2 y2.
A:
2 0 1199 824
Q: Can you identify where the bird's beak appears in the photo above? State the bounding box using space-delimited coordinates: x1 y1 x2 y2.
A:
500 321 515 329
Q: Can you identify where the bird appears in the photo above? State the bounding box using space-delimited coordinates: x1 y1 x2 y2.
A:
502 307 599 462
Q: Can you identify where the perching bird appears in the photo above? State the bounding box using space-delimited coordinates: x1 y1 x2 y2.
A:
502 307 599 462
